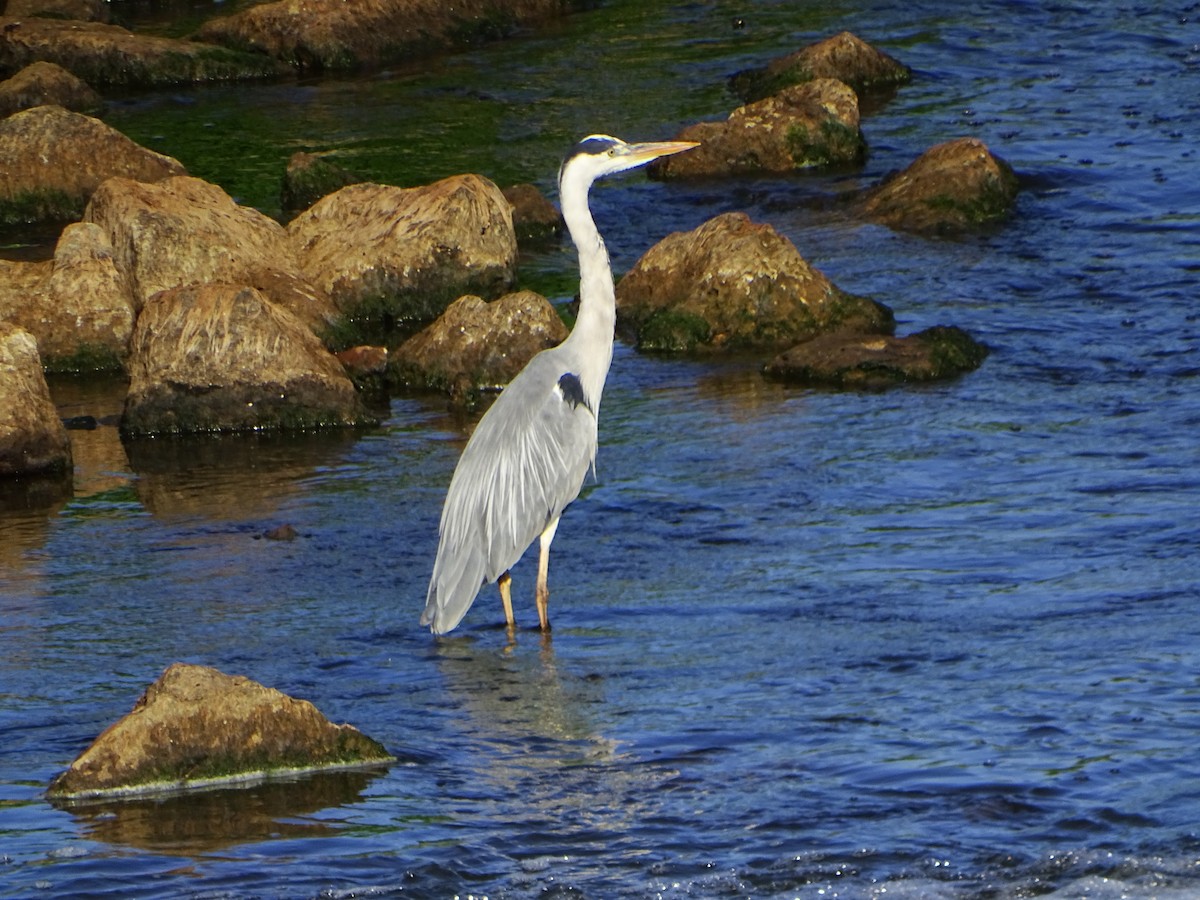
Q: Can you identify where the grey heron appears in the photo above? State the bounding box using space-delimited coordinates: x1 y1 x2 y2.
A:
421 134 698 635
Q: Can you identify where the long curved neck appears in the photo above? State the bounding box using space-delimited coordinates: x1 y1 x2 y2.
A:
560 179 616 412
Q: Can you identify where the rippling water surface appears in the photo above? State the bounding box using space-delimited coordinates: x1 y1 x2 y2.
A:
3 1 1200 897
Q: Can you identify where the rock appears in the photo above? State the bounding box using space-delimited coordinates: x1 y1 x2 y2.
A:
335 345 388 378
121 283 374 436
0 222 136 372
0 61 103 118
195 0 576 71
615 211 893 353
731 31 911 104
763 326 988 387
46 662 394 799
288 175 517 346
4 0 109 22
85 175 337 332
860 137 1020 235
0 322 72 476
650 79 866 179
0 16 289 87
0 105 184 225
503 182 562 243
390 290 568 406
280 151 363 215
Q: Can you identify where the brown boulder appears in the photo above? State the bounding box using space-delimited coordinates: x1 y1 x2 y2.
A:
0 61 103 118
651 79 866 179
0 105 184 225
391 290 568 406
46 663 394 799
731 31 911 104
122 283 374 436
195 0 574 71
85 175 337 331
0 222 135 372
861 137 1020 235
763 326 988 388
0 16 288 87
0 322 72 475
616 211 893 352
287 175 518 345
503 182 562 243
4 0 109 22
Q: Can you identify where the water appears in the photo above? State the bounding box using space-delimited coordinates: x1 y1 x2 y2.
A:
3 0 1200 896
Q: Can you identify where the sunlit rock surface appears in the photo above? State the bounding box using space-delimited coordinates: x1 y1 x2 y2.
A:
0 105 184 225
390 290 568 407
861 137 1020 235
730 31 911 104
122 283 372 436
287 175 518 345
47 663 393 800
85 175 338 332
616 211 893 353
0 61 103 118
764 326 989 387
650 79 865 179
0 322 72 476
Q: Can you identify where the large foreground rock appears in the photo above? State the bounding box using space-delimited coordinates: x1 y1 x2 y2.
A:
764 326 988 388
0 323 72 476
0 105 185 225
287 175 517 345
0 61 103 118
390 290 568 405
0 222 135 372
731 31 911 104
616 211 893 352
122 283 373 436
46 663 394 799
85 175 336 331
0 17 288 87
195 0 578 71
651 79 865 179
861 137 1020 235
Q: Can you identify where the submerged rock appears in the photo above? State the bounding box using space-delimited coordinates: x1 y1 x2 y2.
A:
650 79 865 179
0 61 103 118
287 175 517 346
280 151 363 216
861 137 1020 235
85 175 337 332
503 182 562 244
731 31 911 104
763 326 988 387
0 322 72 476
46 663 394 800
122 283 373 436
390 290 568 406
0 222 135 373
616 211 893 353
0 105 185 225
0 16 288 87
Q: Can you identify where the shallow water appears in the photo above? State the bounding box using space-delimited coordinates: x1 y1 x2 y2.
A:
4 0 1200 897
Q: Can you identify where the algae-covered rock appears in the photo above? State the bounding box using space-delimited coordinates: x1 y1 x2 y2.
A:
0 61 103 118
861 137 1020 235
616 211 893 353
0 322 72 476
281 151 364 215
731 31 911 104
763 326 988 387
650 79 865 179
46 663 394 800
503 182 562 244
390 290 568 407
122 283 374 436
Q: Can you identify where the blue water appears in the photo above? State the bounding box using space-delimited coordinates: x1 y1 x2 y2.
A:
4 1 1200 897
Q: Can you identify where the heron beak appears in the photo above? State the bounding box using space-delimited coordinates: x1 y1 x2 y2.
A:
622 139 701 164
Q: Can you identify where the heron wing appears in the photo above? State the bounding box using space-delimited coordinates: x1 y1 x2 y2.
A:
421 351 598 633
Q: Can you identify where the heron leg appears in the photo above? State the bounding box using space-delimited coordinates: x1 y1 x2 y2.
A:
536 517 560 632
498 571 515 629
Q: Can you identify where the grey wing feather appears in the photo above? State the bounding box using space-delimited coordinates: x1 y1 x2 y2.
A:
421 351 598 634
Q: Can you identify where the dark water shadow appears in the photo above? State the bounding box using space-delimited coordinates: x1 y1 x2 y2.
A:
50 766 388 854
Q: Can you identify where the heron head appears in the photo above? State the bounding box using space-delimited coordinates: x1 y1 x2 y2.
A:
558 134 699 191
